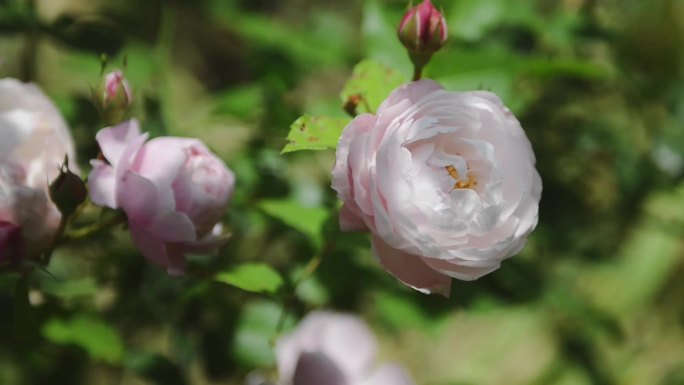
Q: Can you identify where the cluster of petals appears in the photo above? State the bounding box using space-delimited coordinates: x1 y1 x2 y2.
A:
88 120 235 275
0 78 79 261
275 311 414 385
332 80 542 296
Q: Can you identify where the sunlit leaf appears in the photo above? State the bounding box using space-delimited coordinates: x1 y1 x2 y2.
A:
282 115 349 153
340 59 407 114
40 277 99 299
215 263 284 294
43 316 124 364
259 199 329 250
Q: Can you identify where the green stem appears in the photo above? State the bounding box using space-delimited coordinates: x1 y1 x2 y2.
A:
273 242 331 338
413 64 423 81
20 0 38 82
41 214 68 266
60 212 127 243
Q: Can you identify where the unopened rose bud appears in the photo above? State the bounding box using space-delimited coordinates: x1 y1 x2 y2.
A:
398 0 448 79
49 157 86 217
95 70 133 125
0 221 23 265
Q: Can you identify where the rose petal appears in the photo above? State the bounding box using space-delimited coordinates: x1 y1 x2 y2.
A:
129 221 169 268
292 352 347 385
371 234 451 297
421 257 501 281
338 203 368 232
165 243 187 276
118 171 196 242
87 160 118 208
96 119 145 167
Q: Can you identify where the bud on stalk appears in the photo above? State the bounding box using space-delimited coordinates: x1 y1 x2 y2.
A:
49 156 87 217
94 70 133 125
397 0 448 80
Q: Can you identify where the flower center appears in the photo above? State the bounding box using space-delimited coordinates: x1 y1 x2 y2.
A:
445 165 477 190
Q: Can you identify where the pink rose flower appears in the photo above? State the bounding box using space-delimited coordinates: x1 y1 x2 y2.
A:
332 80 542 296
88 119 235 275
0 78 79 260
275 311 414 385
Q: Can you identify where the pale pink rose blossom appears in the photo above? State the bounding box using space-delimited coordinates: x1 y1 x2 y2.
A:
332 80 542 296
0 78 79 260
275 311 414 385
88 119 235 275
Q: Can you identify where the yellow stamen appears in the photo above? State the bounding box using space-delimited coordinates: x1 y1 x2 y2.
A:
445 165 477 190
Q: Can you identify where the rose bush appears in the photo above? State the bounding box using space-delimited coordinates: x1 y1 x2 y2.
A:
88 119 235 275
275 311 414 385
0 78 80 261
332 80 542 296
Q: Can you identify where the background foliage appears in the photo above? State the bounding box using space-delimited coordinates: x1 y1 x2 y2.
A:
2 0 684 384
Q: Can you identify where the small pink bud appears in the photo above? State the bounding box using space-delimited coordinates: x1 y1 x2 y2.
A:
0 221 23 265
398 0 447 54
103 70 132 106
95 70 133 125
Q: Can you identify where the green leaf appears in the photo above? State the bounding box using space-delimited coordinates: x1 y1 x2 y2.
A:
259 199 329 250
340 59 407 114
282 115 349 154
215 263 284 295
40 277 99 299
232 300 295 368
374 293 433 331
448 0 507 41
43 315 124 364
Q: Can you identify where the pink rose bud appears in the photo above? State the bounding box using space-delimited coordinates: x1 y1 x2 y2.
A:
88 119 235 275
0 221 23 265
102 70 132 106
95 70 133 125
331 80 542 297
275 311 415 385
0 78 80 260
398 0 447 54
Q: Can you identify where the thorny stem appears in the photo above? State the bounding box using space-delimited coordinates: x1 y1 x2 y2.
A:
273 242 331 339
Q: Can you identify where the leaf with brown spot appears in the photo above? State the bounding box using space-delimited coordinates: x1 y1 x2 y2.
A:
282 115 350 154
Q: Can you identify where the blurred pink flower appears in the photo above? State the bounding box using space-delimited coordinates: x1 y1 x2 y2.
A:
0 78 79 260
275 311 414 385
332 80 542 296
88 119 235 275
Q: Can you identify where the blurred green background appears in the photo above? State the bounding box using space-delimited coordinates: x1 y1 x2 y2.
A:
2 0 684 384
